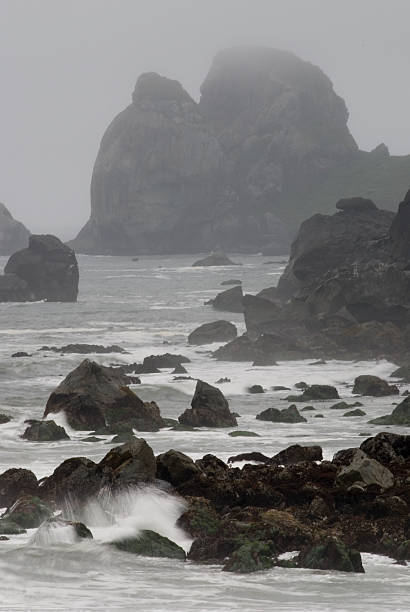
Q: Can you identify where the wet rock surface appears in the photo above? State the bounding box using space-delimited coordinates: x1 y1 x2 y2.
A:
178 380 237 428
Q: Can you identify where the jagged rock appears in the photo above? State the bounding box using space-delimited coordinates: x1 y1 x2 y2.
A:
111 529 186 559
297 538 364 572
99 439 156 489
178 380 237 427
243 294 282 339
270 444 322 465
192 253 239 267
330 401 362 410
359 432 410 466
0 202 30 255
156 449 201 486
0 468 38 507
228 451 270 464
353 375 399 397
4 496 52 528
1 235 79 302
369 396 410 426
40 344 126 354
44 359 164 431
210 285 243 313
22 420 70 442
213 334 256 362
172 364 187 374
256 405 307 423
336 449 394 490
390 189 410 261
188 320 237 345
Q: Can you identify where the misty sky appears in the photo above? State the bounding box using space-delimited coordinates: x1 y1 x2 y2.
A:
1 0 409 238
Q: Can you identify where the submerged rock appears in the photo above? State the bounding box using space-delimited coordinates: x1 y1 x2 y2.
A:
223 541 275 573
188 320 237 345
44 359 164 431
297 538 364 573
40 344 126 354
2 234 79 302
193 253 239 267
256 405 307 424
353 375 399 397
288 385 340 402
22 420 70 442
112 529 186 560
178 380 237 428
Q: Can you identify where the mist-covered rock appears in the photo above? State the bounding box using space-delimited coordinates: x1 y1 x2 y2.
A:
0 202 30 255
70 46 410 255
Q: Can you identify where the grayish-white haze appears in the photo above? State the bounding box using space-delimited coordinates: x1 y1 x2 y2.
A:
1 0 409 238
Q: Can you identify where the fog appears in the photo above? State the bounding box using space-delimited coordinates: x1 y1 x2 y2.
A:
0 0 409 237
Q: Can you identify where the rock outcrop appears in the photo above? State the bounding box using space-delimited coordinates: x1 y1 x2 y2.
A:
70 46 410 255
178 380 237 427
188 320 237 345
0 202 30 255
0 234 79 302
44 359 164 431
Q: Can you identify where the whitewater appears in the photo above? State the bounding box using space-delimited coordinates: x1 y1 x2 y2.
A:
0 254 409 611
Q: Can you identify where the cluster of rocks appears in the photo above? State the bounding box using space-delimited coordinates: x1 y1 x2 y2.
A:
1 431 409 572
0 234 79 302
207 192 410 366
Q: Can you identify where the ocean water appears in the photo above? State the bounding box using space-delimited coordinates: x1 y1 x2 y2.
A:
0 254 408 611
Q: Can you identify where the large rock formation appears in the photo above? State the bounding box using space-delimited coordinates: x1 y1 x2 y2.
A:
70 47 410 255
0 203 30 255
0 235 79 302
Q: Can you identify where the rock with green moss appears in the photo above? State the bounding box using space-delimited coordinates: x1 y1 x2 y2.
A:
112 529 186 559
298 538 364 572
223 540 275 573
5 496 52 528
0 518 26 535
287 385 339 402
178 497 221 538
396 540 410 561
156 449 201 486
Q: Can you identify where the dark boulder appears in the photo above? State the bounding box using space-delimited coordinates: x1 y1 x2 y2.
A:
11 352 30 358
0 414 11 424
369 396 410 426
22 419 70 442
0 468 38 508
353 375 399 397
44 359 164 431
247 385 264 394
139 353 190 370
343 409 366 417
99 438 156 489
178 380 237 428
39 457 101 506
156 449 201 486
297 538 364 572
2 234 79 302
112 529 186 560
256 405 307 424
188 320 237 345
243 294 282 339
213 334 256 362
210 285 243 313
172 364 188 374
287 385 339 402
0 519 26 535
270 444 322 466
360 432 410 466
193 253 239 267
0 274 30 302
390 364 410 382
